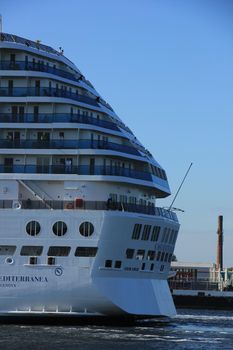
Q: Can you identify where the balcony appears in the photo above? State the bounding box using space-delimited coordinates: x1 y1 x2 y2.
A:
0 58 113 110
0 164 152 182
0 58 94 88
0 138 140 156
0 198 178 221
0 112 119 131
0 86 99 107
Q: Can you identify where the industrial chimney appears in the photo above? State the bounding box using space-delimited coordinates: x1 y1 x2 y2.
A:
216 215 223 270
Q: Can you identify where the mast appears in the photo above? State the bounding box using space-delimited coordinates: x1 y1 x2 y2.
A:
168 162 193 211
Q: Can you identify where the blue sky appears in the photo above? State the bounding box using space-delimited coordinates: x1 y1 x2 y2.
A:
1 0 233 266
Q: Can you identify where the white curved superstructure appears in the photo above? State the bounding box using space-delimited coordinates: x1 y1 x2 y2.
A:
0 32 179 319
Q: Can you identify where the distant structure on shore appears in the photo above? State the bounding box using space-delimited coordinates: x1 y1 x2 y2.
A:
169 216 233 309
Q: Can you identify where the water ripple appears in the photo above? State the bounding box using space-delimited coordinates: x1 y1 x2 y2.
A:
0 309 233 349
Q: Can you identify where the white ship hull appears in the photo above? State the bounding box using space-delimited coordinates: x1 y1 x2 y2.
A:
0 209 177 318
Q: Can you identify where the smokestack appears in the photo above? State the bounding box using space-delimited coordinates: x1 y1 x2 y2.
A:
216 215 223 270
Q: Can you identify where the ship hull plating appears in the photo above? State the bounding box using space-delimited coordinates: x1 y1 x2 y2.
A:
0 209 178 318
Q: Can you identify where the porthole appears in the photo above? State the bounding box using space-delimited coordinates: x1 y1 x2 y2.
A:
79 222 94 237
5 257 14 265
52 221 67 236
26 221 41 236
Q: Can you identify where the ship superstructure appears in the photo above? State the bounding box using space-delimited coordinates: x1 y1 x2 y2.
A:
0 32 179 318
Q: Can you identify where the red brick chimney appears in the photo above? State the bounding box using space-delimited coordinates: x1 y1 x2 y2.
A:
216 215 223 270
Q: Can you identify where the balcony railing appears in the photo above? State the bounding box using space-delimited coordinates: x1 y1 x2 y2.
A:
0 112 119 131
0 58 113 110
0 60 81 81
0 198 178 221
0 87 99 107
0 139 140 156
0 164 152 182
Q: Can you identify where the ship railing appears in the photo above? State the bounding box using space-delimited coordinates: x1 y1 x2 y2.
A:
0 33 59 55
0 33 114 101
0 59 96 89
0 86 99 107
0 58 114 109
0 112 119 131
0 138 140 156
0 165 153 182
0 199 178 221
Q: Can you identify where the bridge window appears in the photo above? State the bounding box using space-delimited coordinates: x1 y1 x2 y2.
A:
141 225 151 240
132 224 142 240
151 226 161 241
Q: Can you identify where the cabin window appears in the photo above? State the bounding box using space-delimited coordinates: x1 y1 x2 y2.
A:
29 256 37 265
132 224 142 240
75 247 98 257
136 249 145 260
141 225 151 240
139 199 146 206
161 228 167 242
172 231 178 244
0 245 16 255
114 261 122 269
47 246 71 256
105 260 112 268
52 221 67 236
129 196 137 204
126 248 134 259
119 195 127 203
10 53 16 63
147 250 155 261
109 193 118 202
164 228 170 243
48 257 56 265
168 230 174 244
20 246 43 256
151 226 161 241
79 222 94 237
26 220 41 236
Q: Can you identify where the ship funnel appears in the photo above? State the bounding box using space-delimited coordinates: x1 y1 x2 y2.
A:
216 215 223 270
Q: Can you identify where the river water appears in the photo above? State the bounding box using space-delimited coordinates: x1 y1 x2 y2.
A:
1 309 233 350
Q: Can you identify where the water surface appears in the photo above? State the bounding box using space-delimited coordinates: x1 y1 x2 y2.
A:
1 309 233 350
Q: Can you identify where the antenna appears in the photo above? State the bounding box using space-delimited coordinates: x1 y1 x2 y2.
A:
168 162 193 211
0 15 2 33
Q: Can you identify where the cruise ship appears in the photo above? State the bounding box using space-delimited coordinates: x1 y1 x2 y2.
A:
0 31 179 320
